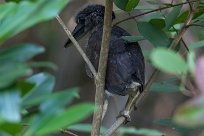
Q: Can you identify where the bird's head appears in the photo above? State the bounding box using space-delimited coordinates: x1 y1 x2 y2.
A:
64 5 115 47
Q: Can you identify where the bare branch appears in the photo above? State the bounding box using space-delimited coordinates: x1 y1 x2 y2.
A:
55 15 97 77
103 117 126 136
91 1 113 136
102 1 200 135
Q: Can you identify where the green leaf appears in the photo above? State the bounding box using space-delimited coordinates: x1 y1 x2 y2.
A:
0 89 21 123
138 22 171 47
150 78 180 92
39 88 79 113
0 62 32 89
139 12 165 22
174 96 204 128
0 44 44 62
22 88 78 108
17 81 35 96
149 18 166 29
0 122 22 135
187 51 196 73
22 73 55 107
119 127 164 136
68 123 106 133
122 36 144 43
146 0 166 6
0 0 68 43
164 5 182 31
189 40 204 49
175 11 189 24
150 48 188 74
29 61 58 70
154 118 195 132
134 6 155 10
26 103 94 136
114 0 140 11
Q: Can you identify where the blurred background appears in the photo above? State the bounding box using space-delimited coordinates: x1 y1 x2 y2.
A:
2 0 203 136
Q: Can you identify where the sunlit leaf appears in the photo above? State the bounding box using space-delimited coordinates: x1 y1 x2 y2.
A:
22 73 55 107
150 48 188 74
0 89 21 123
39 88 79 113
0 0 68 42
25 103 94 136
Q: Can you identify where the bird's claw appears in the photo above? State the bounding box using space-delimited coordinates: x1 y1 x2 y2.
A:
117 110 131 124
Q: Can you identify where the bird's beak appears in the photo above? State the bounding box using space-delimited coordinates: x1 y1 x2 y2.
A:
64 23 85 48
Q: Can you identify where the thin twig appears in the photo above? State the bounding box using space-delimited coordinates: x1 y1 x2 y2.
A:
91 1 113 136
55 15 97 77
61 129 79 136
102 1 199 135
172 26 190 52
187 24 204 28
114 0 198 26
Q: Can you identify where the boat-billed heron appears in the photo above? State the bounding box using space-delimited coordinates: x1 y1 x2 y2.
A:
64 5 145 121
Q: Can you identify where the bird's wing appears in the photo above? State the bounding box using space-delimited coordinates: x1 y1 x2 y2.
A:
105 37 145 95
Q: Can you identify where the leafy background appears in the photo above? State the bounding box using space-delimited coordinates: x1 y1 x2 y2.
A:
0 0 204 136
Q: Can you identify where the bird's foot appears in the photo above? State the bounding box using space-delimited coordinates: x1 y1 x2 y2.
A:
117 110 131 124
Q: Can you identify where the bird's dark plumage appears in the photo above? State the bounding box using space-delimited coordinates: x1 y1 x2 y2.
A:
65 5 145 96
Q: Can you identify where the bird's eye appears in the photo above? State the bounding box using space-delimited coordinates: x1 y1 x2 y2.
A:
78 17 85 23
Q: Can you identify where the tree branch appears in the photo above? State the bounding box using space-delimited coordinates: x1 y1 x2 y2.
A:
102 1 199 135
55 15 97 77
114 0 198 26
91 1 113 136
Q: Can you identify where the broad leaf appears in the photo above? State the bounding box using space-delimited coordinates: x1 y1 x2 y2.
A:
138 22 170 47
25 103 94 136
39 88 79 113
68 123 106 133
0 0 68 42
150 77 180 92
0 89 21 123
164 5 182 31
0 62 32 89
150 48 188 74
0 44 44 62
22 73 55 107
114 0 140 11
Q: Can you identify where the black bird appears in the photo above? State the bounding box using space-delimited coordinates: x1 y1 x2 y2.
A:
65 5 145 119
